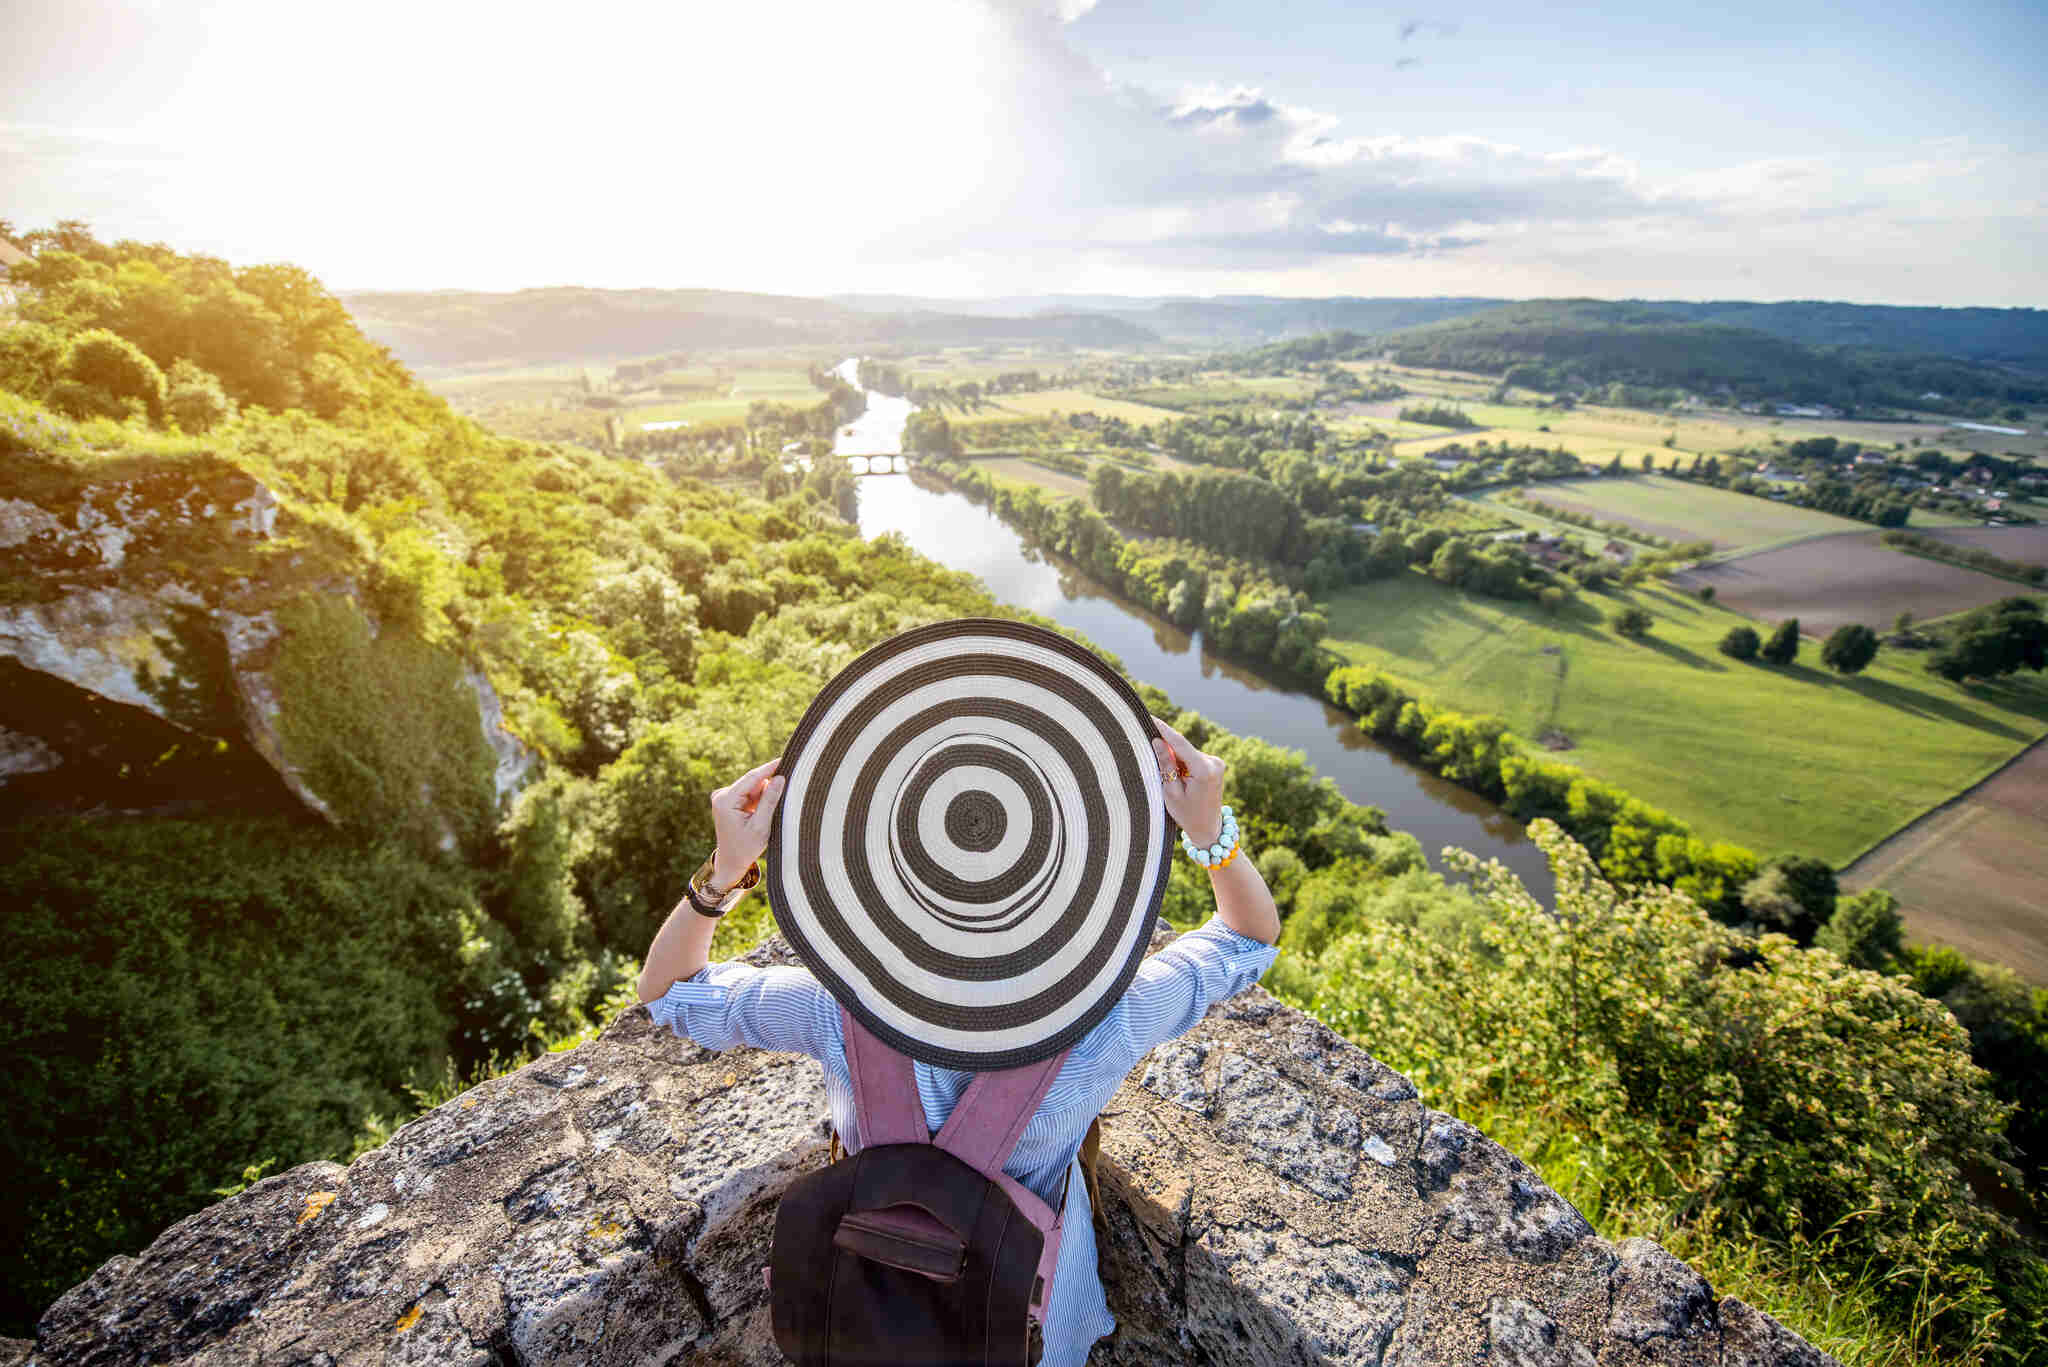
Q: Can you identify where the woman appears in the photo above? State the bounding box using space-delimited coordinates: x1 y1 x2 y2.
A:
637 626 1278 1366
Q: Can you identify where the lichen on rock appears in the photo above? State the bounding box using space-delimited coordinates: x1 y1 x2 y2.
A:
23 932 1836 1366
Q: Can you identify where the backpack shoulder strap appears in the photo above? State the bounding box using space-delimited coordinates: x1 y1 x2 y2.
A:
932 1048 1071 1179
839 1007 928 1150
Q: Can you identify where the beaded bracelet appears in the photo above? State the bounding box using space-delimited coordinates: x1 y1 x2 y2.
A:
1179 805 1242 869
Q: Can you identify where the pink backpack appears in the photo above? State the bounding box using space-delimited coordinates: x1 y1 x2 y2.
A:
768 1009 1070 1365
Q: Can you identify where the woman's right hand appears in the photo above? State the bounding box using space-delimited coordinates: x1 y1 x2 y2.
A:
1150 716 1226 848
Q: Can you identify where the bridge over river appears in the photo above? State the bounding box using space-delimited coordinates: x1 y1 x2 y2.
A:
830 357 1553 897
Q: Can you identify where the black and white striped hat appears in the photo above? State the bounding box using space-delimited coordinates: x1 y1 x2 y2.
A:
765 618 1170 1070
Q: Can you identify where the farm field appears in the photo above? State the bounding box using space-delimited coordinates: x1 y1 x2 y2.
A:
1361 361 2040 463
1464 494 1663 553
966 456 1090 500
1674 532 2033 638
1498 474 1863 548
1321 573 2048 866
1841 740 2048 985
623 396 757 426
980 389 1187 425
894 347 1144 385
1332 414 1450 442
1924 525 2048 562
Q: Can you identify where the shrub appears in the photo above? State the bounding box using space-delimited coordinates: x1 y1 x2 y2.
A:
1816 888 1904 971
0 817 472 1333
1719 625 1761 660
1295 824 2025 1360
1612 605 1654 638
60 327 166 420
164 358 234 433
1761 617 1801 665
42 378 133 421
1820 622 1879 675
0 321 66 400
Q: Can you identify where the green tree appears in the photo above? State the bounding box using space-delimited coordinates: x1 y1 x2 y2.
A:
60 327 166 419
1816 888 1905 971
0 321 66 400
1718 625 1760 660
1612 605 1654 638
164 358 233 433
1739 854 1837 944
0 817 473 1332
1761 617 1801 665
1926 599 2047 682
1820 622 1879 675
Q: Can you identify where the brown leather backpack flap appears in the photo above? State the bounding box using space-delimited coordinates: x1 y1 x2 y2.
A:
834 1204 967 1282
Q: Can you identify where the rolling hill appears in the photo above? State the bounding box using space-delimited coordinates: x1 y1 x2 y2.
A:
839 293 2048 371
339 287 1156 369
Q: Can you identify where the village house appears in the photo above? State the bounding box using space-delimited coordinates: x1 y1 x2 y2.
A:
1602 539 1634 563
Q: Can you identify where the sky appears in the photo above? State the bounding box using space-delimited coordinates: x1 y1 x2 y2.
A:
4 0 2044 306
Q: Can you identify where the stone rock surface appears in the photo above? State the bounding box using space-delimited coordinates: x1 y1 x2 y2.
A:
0 462 533 820
25 932 1835 1366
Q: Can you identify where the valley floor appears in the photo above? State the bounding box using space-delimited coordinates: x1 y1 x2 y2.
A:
1321 573 2048 874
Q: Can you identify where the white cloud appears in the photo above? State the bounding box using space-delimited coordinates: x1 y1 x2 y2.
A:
2 0 2040 304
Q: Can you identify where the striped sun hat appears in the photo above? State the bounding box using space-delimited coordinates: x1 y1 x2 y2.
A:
765 618 1171 1070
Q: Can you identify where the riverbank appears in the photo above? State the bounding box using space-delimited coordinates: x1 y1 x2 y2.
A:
854 468 1557 898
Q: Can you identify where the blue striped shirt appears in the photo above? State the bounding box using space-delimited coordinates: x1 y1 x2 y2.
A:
650 916 1277 1366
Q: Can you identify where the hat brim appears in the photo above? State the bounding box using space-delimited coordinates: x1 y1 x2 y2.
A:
765 618 1170 1070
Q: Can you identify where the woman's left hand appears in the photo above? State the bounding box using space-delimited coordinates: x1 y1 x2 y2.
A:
710 756 786 887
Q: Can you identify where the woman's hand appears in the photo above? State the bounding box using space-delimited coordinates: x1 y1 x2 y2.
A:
1150 716 1226 848
710 756 787 887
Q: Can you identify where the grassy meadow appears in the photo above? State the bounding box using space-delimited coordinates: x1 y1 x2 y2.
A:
1485 474 1866 548
1322 572 2048 864
976 388 1188 425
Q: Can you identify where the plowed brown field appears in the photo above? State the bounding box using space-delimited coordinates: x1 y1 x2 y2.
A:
1924 525 2048 562
1673 531 2025 637
1841 740 2048 985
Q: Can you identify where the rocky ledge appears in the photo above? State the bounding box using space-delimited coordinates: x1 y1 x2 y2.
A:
19 934 1835 1366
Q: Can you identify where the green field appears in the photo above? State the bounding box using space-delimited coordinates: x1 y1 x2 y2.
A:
1462 495 1663 553
982 388 1187 424
1487 474 1865 548
1323 573 2048 864
624 397 757 425
621 366 824 427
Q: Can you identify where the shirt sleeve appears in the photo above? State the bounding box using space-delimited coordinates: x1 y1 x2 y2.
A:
1091 916 1278 1075
648 961 839 1060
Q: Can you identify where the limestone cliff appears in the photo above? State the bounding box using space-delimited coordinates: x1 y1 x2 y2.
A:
19 934 1834 1366
0 456 533 823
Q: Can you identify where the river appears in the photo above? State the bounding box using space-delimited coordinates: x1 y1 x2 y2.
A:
832 359 917 459
832 359 1552 898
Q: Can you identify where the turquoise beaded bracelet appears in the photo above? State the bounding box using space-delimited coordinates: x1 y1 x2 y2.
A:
1179 805 1241 868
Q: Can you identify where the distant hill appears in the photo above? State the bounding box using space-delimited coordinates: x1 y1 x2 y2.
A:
833 293 1501 348
1639 300 2048 373
1372 300 2048 411
339 287 1155 368
839 293 2048 371
343 284 2048 378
